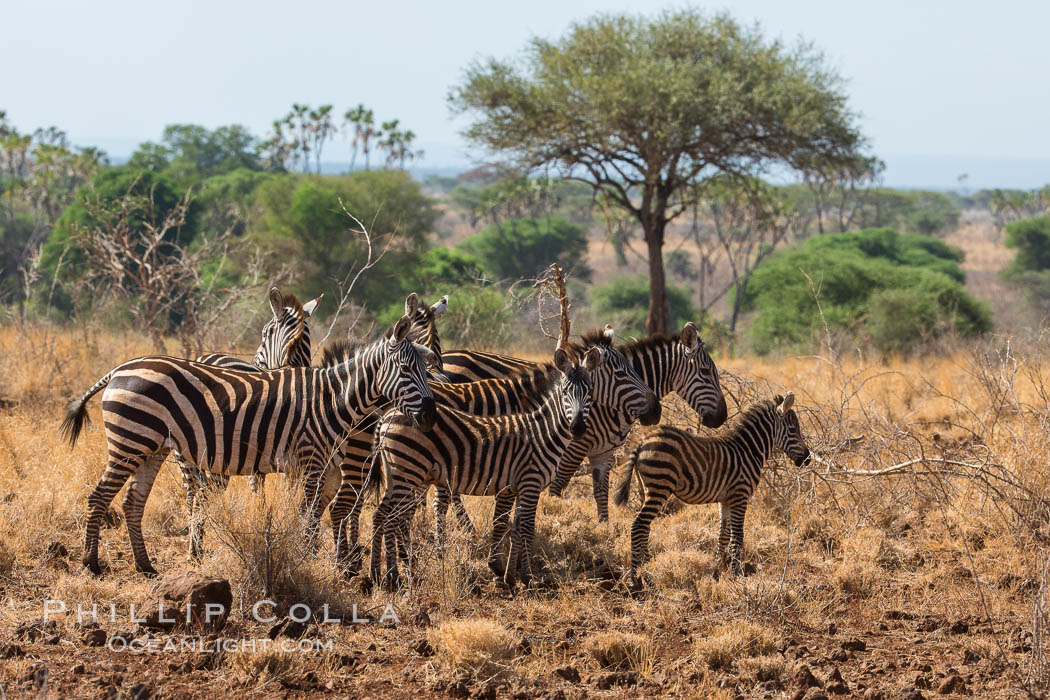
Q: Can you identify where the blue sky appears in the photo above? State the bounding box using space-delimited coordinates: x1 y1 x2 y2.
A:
3 0 1048 189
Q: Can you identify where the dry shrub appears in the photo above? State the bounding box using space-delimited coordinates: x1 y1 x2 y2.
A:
429 618 519 679
738 654 788 683
0 538 15 578
832 560 878 597
228 648 298 687
584 631 654 672
695 622 778 670
200 475 349 609
643 549 712 590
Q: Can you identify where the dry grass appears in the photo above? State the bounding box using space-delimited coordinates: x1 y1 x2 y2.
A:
1 320 1049 696
429 618 519 679
583 631 654 672
695 622 779 670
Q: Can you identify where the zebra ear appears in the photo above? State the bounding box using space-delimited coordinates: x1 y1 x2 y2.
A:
431 294 449 318
680 322 699 352
412 342 439 368
583 345 604 372
390 315 412 344
404 293 420 318
302 294 323 317
602 324 615 344
778 392 795 415
553 347 573 373
268 287 284 317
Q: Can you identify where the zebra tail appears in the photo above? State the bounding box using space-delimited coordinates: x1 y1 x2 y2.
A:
613 444 643 507
59 371 113 448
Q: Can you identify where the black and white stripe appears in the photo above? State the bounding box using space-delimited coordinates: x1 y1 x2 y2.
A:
614 393 810 577
60 309 438 577
441 323 729 522
364 347 603 589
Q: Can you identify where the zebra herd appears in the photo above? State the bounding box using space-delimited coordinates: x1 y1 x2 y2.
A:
61 286 811 588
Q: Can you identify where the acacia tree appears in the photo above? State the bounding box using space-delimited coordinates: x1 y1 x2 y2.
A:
450 9 865 333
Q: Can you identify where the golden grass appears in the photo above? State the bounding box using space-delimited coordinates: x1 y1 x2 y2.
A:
583 631 654 672
429 618 519 679
0 320 1048 696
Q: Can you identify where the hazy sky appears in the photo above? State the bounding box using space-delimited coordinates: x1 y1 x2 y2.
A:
3 0 1048 188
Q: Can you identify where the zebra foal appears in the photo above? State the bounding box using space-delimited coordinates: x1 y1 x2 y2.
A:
615 393 811 578
364 347 604 589
60 306 438 577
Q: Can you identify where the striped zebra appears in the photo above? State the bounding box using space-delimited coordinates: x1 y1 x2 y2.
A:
614 393 810 578
443 323 728 521
320 327 660 576
364 346 603 589
180 286 320 544
181 291 448 559
60 308 438 577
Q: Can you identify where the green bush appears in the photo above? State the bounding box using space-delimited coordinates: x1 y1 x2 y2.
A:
743 228 990 354
458 215 590 282
589 275 696 339
437 285 513 350
1002 216 1050 277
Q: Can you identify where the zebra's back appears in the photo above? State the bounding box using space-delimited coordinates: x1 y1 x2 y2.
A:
440 349 539 383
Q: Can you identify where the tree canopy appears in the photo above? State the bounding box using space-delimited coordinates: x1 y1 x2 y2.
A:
450 8 865 333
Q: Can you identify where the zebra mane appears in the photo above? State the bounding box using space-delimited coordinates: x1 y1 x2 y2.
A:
320 338 365 368
572 327 614 348
620 332 683 355
278 291 306 316
719 398 781 441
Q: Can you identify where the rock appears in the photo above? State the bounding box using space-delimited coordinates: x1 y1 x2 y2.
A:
962 649 980 665
16 618 57 641
885 610 916 620
138 572 232 631
915 674 932 689
45 541 68 558
1 643 25 658
590 671 637 689
795 665 823 689
902 690 926 700
127 683 153 699
949 620 969 635
826 668 849 694
938 675 968 695
831 649 849 662
842 639 867 652
411 638 434 657
72 663 85 675
83 628 108 646
864 690 887 700
554 665 581 683
449 679 471 698
280 618 309 640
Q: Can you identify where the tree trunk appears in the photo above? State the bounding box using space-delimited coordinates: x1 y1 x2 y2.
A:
644 218 669 335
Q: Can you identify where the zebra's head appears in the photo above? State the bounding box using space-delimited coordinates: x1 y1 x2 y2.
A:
574 326 661 426
404 292 449 377
554 346 599 438
378 308 438 432
771 393 811 467
254 286 322 370
671 322 728 429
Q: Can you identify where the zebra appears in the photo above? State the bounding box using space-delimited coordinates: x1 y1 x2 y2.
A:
60 306 438 577
179 286 320 553
318 326 661 576
614 393 811 579
441 322 728 521
180 291 448 559
364 346 604 589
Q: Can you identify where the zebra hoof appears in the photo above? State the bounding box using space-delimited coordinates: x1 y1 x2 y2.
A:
357 576 374 596
381 571 402 593
135 562 159 578
83 558 104 577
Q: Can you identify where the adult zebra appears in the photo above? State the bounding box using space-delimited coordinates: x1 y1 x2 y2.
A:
180 286 320 549
180 290 448 559
615 393 810 578
365 346 606 589
440 323 728 521
315 327 660 575
60 306 438 577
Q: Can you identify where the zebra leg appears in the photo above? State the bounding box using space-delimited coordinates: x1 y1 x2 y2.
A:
183 458 229 561
717 502 732 575
121 451 167 576
247 473 266 494
450 493 475 535
382 492 416 591
589 451 616 523
83 456 141 576
432 486 451 548
368 494 393 585
488 492 516 579
299 465 327 550
509 483 542 588
628 490 669 578
726 499 748 577
329 442 373 576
